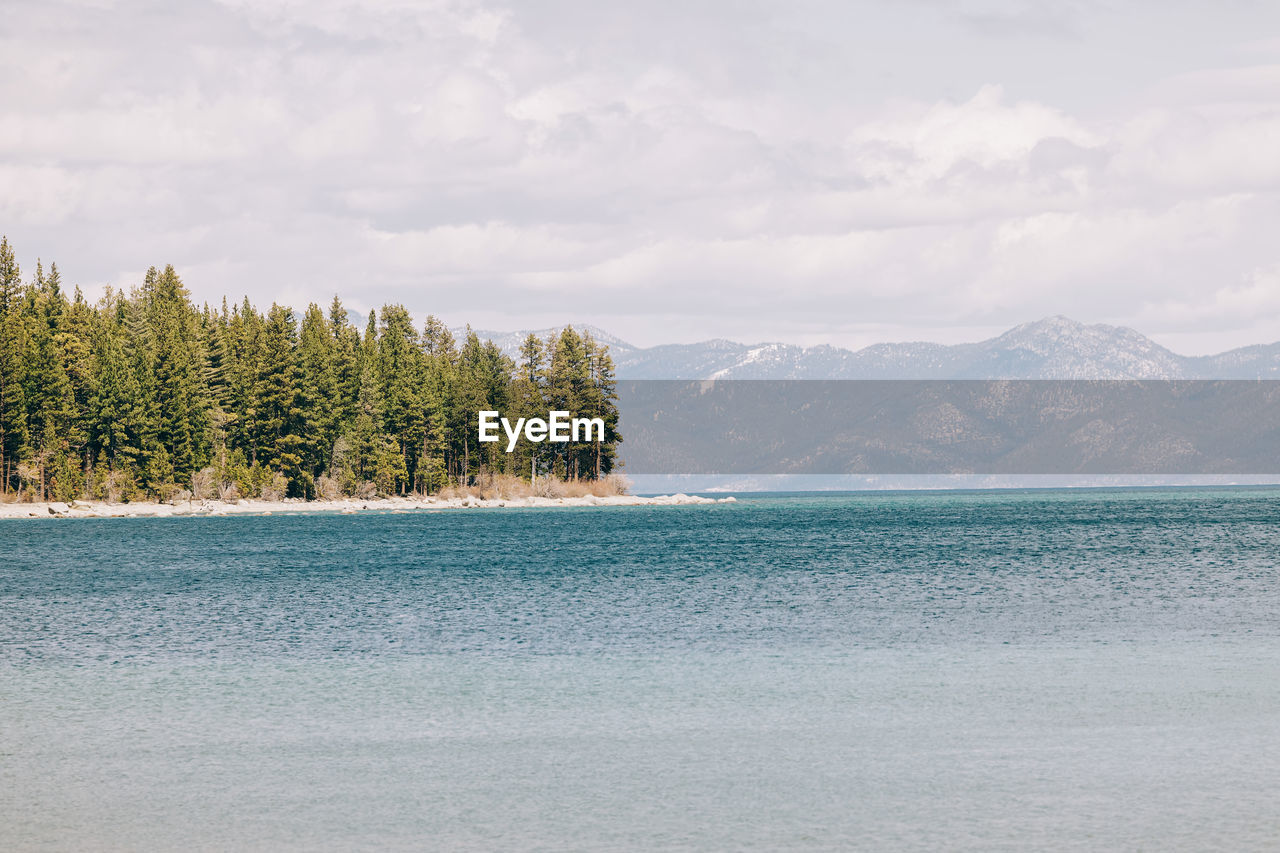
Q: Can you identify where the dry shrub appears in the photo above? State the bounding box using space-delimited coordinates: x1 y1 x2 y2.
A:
437 474 532 500
192 467 217 501
17 462 41 500
105 470 130 503
439 472 630 500
475 472 527 500
533 476 566 498
218 481 240 502
599 472 631 496
260 473 288 501
315 474 342 501
154 482 183 503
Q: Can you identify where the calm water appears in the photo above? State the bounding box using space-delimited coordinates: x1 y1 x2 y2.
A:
3 490 1280 850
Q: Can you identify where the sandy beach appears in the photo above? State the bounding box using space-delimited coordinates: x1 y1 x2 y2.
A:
0 493 734 520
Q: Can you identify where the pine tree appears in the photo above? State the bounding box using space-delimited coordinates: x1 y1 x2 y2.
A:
453 329 491 484
545 326 590 479
328 297 360 443
339 311 384 487
226 297 263 465
584 332 621 478
147 266 209 483
511 333 547 479
297 303 338 479
0 239 624 500
377 305 425 493
58 284 98 491
418 315 456 491
202 299 234 477
21 261 75 498
89 293 145 471
123 292 159 492
0 237 27 493
255 304 302 486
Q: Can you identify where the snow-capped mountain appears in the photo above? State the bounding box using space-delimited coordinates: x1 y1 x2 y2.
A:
476 316 1280 379
458 325 635 357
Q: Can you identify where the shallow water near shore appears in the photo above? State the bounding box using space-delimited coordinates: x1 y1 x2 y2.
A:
4 490 1280 849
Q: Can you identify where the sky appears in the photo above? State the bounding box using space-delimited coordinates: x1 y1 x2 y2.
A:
2 0 1280 354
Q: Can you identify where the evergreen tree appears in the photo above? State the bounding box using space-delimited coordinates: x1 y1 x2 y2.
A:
89 292 145 471
337 311 384 487
226 297 263 465
0 240 624 501
453 329 490 483
584 332 621 478
418 315 456 491
59 285 97 488
146 266 209 482
21 261 75 498
328 297 360 442
297 303 338 479
123 292 159 492
255 304 302 486
511 333 547 479
202 299 234 476
545 326 591 479
377 305 424 493
0 237 27 493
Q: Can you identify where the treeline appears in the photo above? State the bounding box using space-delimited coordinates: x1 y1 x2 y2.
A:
0 238 621 502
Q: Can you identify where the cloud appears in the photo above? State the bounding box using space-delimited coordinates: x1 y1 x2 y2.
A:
1 0 1279 351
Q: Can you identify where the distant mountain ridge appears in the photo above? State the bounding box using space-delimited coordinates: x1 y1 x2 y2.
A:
467 317 1280 380
458 325 634 358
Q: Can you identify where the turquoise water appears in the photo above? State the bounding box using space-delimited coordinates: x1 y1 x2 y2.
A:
4 490 1280 849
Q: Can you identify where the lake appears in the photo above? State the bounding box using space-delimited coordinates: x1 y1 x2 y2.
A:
4 490 1280 849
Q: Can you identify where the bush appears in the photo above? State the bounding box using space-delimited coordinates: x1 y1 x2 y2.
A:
600 472 632 496
437 471 630 501
153 481 182 503
315 474 342 501
16 462 40 500
260 472 288 501
192 467 218 500
105 468 134 503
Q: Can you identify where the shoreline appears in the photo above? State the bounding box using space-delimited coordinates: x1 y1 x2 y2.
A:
0 493 735 520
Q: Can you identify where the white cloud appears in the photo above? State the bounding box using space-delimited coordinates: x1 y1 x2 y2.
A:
0 165 82 226
1 0 1280 351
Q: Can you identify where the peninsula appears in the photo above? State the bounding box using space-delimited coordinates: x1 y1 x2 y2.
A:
0 238 622 508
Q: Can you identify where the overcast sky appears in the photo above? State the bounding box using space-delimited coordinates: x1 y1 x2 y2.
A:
3 0 1279 352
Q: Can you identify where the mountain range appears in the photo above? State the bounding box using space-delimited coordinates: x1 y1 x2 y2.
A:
467 316 1280 380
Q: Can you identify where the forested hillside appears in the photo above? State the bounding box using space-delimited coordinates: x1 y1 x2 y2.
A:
0 238 620 502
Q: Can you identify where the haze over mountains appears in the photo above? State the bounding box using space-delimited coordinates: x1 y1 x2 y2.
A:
469 317 1280 380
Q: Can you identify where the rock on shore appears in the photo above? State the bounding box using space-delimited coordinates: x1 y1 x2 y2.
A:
0 493 736 520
